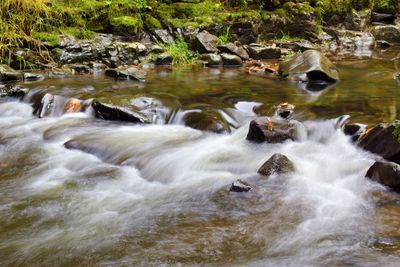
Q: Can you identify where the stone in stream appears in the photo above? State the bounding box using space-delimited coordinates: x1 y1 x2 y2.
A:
183 110 230 134
105 66 146 81
0 64 21 82
358 121 400 164
366 160 400 193
200 53 222 67
192 30 219 54
220 53 243 67
0 85 28 98
229 179 252 192
278 50 339 83
62 64 91 74
217 42 249 60
155 53 173 66
343 123 367 142
246 118 299 143
258 153 295 177
23 72 45 82
91 100 145 123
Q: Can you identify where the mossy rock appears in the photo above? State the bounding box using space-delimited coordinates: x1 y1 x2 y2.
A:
143 14 162 31
32 32 61 47
110 15 143 34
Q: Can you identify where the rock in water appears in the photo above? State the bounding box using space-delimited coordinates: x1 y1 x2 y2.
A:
246 118 299 143
278 50 339 82
358 121 400 164
0 64 21 82
366 160 400 192
91 100 144 123
183 110 230 133
229 179 252 192
258 153 295 177
217 43 249 60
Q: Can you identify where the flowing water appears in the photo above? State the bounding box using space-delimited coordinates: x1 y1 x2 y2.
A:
1 58 400 266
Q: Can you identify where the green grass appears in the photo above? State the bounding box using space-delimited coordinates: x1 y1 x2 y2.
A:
218 26 231 45
160 37 199 65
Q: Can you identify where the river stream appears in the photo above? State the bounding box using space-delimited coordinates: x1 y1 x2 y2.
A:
1 58 400 266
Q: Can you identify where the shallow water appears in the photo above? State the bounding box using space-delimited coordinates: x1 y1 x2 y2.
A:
1 59 400 266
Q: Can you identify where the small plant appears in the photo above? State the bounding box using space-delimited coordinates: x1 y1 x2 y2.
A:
160 37 199 65
218 26 231 45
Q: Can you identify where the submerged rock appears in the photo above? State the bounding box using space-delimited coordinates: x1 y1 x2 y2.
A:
366 160 400 192
91 100 145 123
105 66 145 81
0 85 27 98
0 64 21 82
258 153 295 177
278 50 339 83
229 179 252 192
358 121 400 164
183 110 230 133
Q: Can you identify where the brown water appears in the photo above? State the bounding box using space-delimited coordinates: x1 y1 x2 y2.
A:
0 58 400 266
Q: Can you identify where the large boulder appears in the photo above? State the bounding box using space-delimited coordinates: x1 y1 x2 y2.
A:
366 160 400 192
358 121 400 164
247 44 281 59
246 117 299 143
278 50 339 83
258 153 295 177
0 65 21 82
192 31 219 54
371 25 400 44
217 42 249 60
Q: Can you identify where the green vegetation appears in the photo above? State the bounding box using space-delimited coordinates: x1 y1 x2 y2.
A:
160 37 199 65
1 0 400 66
218 26 231 45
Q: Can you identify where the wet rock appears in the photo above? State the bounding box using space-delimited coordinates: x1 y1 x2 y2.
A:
371 25 400 44
278 50 339 82
258 153 295 177
62 64 91 74
366 160 400 192
105 66 145 81
192 31 219 54
0 85 27 98
155 53 173 66
229 179 252 192
217 42 249 60
246 118 298 143
23 72 44 82
0 64 21 82
247 44 281 60
183 110 230 133
229 22 257 44
358 121 400 164
91 100 144 123
343 123 367 142
221 53 243 67
200 53 222 67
